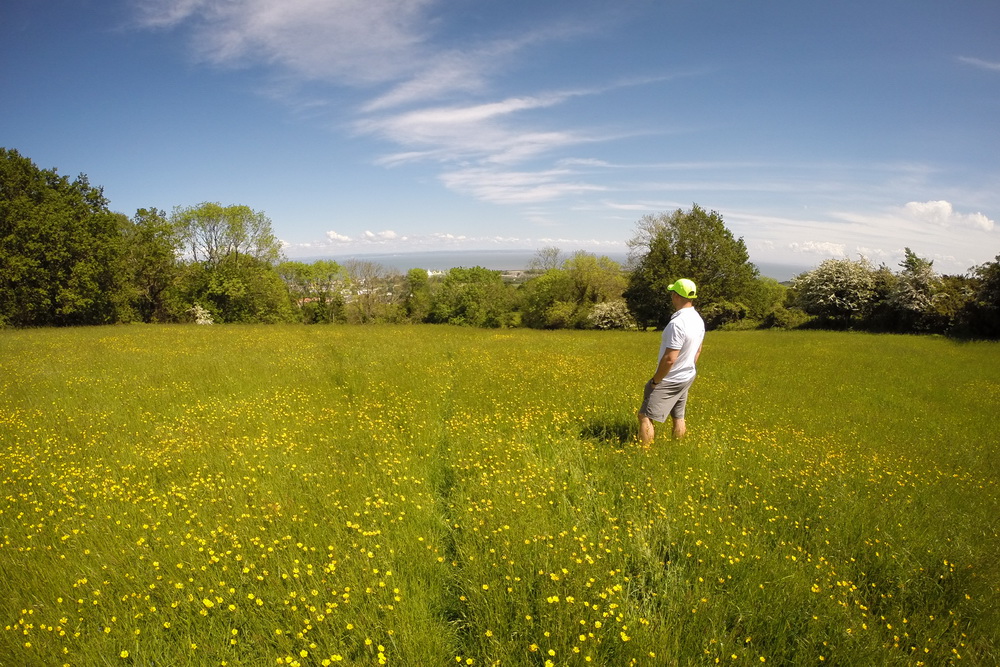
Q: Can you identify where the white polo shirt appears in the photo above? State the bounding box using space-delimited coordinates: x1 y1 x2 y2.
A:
658 306 705 384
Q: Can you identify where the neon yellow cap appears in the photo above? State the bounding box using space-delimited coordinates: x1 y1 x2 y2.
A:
667 278 697 299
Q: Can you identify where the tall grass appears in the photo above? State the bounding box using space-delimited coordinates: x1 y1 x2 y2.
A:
1 325 997 666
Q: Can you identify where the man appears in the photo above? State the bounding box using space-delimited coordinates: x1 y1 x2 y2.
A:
638 278 705 446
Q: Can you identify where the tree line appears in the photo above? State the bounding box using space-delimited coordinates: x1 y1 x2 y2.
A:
2 148 998 337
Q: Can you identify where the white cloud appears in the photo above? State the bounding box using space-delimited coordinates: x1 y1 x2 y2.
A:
283 230 626 256
440 167 606 204
902 200 995 231
363 230 399 241
358 92 598 168
958 56 1000 72
137 0 435 84
789 241 847 257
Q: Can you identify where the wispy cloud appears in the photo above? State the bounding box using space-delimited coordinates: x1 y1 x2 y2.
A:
440 167 606 204
286 229 625 255
360 87 635 171
134 1 671 204
958 56 1000 72
135 0 435 84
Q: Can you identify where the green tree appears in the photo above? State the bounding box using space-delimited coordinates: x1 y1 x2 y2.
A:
742 276 787 321
930 273 975 334
1 148 125 326
170 202 291 323
624 205 759 329
958 254 1000 338
521 251 626 328
173 202 282 268
430 266 514 328
119 207 184 322
520 268 575 328
182 254 294 323
402 268 433 322
278 259 344 323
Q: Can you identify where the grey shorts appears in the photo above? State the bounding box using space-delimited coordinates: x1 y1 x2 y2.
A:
639 378 694 423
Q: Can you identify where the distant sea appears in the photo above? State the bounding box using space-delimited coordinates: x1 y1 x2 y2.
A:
296 250 810 282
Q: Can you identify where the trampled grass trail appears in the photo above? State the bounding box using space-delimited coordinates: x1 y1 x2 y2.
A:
1 325 997 666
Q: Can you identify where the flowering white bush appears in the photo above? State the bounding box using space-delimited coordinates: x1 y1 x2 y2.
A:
587 300 637 330
189 304 214 325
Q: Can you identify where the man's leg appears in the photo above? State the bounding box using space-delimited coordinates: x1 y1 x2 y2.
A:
669 382 692 439
637 412 655 446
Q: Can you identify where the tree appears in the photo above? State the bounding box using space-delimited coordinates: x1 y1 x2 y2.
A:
429 266 514 327
958 254 1000 338
520 268 575 328
402 268 432 322
1 148 125 326
168 202 291 323
742 276 787 321
119 207 184 322
792 257 879 327
885 248 941 332
521 251 626 328
528 246 563 272
563 251 626 306
277 259 344 323
342 259 401 324
172 202 282 268
624 205 759 329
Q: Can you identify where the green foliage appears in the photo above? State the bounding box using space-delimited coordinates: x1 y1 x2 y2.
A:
520 251 625 329
277 259 345 323
169 201 292 323
172 202 282 268
882 248 942 332
118 207 184 322
402 267 433 322
790 250 995 338
624 205 759 328
520 268 574 328
0 148 126 326
214 255 295 323
742 276 787 320
959 254 1000 338
700 300 749 329
760 304 813 329
430 266 515 327
5 149 998 339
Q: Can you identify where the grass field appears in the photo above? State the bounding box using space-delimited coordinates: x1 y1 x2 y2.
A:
1 325 997 666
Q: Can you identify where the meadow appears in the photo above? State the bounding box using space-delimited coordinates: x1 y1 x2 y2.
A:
1 325 997 666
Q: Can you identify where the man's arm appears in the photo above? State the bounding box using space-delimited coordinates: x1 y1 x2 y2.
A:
651 348 679 384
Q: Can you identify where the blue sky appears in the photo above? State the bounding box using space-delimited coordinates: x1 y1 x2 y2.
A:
4 0 999 275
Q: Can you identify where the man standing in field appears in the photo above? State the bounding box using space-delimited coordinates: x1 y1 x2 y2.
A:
638 278 705 446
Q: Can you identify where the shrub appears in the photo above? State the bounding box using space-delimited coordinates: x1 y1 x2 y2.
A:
761 305 813 330
587 300 638 330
